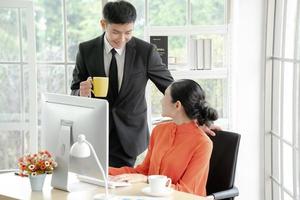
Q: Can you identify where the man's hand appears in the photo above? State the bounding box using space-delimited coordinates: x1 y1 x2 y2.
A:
200 124 222 136
109 173 148 183
79 77 92 97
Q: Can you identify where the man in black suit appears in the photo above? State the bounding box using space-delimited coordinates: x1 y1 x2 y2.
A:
70 1 174 167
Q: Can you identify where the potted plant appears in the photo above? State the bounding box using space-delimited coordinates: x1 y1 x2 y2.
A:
17 150 57 191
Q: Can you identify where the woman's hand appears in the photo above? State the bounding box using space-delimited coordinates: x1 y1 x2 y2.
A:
109 173 148 183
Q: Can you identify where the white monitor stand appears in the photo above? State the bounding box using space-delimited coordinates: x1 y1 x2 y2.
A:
51 120 73 191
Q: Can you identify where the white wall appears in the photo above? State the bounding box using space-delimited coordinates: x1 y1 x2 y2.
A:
231 0 266 199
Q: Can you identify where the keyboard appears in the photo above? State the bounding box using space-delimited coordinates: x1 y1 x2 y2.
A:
77 175 131 189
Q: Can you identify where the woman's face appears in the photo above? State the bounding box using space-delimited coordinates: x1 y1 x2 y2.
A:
161 86 176 118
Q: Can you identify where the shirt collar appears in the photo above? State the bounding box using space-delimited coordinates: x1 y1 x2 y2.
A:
103 33 125 55
174 121 199 133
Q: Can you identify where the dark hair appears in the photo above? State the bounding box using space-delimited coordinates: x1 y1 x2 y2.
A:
103 0 137 24
169 79 218 126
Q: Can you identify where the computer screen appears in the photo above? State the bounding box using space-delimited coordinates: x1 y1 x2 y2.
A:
41 93 109 191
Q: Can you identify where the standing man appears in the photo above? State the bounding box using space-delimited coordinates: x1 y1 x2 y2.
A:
70 1 174 167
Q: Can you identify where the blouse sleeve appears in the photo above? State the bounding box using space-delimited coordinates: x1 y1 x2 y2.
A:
173 140 213 196
109 127 157 176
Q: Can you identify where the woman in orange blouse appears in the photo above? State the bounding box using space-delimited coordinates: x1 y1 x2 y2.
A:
109 79 218 196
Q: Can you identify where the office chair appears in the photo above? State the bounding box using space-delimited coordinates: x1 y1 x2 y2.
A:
206 130 241 200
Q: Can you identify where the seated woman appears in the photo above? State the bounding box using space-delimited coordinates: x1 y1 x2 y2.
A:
109 79 218 196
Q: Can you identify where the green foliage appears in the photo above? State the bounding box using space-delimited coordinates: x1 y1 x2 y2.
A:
34 0 64 61
34 0 103 61
169 36 186 65
0 131 24 169
0 9 20 61
149 0 186 26
197 79 226 117
128 0 145 38
0 66 22 119
191 0 225 25
66 0 102 61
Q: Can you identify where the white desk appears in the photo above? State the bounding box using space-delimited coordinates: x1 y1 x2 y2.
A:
0 173 206 200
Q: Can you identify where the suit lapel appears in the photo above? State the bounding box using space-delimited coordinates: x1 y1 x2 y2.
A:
93 34 106 77
116 38 136 103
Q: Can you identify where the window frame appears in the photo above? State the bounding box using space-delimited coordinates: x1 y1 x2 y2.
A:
0 0 38 171
142 0 231 128
265 0 300 199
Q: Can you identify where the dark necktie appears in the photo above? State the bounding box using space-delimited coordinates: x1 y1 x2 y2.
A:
108 48 118 106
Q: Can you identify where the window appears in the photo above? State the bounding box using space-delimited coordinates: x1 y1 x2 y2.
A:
132 0 229 165
34 0 102 149
0 0 231 170
0 1 37 170
265 0 300 199
0 0 102 171
138 0 230 127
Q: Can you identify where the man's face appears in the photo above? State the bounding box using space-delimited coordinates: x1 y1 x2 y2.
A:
101 20 134 49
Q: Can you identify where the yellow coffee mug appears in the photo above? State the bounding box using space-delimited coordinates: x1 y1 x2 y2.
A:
92 77 109 97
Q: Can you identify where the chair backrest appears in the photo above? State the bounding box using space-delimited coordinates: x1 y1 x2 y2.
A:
206 130 241 199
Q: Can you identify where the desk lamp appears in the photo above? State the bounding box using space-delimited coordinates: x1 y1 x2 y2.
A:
70 134 115 200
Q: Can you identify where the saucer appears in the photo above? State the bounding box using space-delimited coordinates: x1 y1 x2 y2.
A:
141 186 173 197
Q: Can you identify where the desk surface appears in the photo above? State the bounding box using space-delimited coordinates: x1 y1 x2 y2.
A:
0 173 206 200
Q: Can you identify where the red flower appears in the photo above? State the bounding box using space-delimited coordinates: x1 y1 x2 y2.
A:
17 150 57 176
40 164 46 170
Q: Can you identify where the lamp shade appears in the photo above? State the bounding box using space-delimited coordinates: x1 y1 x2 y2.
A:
70 135 91 158
69 134 114 200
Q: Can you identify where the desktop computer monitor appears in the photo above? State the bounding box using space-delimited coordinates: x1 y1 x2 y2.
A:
41 93 109 191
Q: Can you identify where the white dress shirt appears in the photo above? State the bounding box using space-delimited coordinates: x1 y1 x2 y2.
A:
103 33 126 91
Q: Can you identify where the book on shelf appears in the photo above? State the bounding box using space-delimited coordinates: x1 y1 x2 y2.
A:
190 38 212 70
190 39 201 69
150 36 168 67
203 39 212 69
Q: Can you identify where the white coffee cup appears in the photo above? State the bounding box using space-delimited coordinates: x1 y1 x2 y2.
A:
148 175 171 193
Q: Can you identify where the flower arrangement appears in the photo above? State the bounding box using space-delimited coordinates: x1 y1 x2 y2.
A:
18 150 57 176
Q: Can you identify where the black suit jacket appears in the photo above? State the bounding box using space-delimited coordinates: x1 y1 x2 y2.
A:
71 34 173 157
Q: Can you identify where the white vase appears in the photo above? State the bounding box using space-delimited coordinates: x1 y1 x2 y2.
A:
29 173 46 191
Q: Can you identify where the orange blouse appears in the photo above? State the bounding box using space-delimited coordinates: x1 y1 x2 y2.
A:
109 121 213 196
